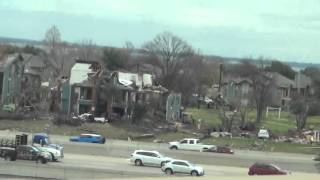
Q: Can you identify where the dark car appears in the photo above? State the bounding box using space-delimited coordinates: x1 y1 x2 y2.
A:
1 145 51 164
248 163 288 175
204 146 234 154
0 147 17 161
15 145 51 164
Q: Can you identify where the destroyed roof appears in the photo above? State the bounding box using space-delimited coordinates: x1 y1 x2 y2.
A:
222 75 252 85
111 71 168 93
117 72 153 89
144 85 168 93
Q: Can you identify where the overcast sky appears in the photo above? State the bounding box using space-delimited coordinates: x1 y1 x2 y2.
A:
1 0 320 63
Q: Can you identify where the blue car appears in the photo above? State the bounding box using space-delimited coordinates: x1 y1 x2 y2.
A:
69 134 106 144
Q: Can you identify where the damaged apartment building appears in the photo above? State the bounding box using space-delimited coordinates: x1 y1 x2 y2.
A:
61 60 168 119
61 60 101 115
106 71 168 118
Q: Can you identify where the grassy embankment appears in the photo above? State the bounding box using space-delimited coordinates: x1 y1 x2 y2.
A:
186 107 320 134
0 107 320 154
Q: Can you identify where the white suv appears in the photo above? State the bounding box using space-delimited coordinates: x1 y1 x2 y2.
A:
130 150 172 167
161 159 204 176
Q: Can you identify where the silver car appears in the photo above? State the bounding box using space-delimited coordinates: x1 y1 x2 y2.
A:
161 159 204 176
130 150 172 167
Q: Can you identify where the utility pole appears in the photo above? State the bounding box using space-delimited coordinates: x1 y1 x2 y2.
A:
218 63 223 93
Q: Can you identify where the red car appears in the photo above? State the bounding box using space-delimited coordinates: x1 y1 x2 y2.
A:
248 163 288 175
204 146 234 154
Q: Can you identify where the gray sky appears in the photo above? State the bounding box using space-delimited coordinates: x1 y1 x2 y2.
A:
1 0 320 63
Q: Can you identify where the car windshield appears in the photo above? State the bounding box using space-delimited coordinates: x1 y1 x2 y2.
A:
44 137 50 144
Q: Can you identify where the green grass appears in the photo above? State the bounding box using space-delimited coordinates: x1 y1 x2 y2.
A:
185 108 220 127
185 107 320 134
142 131 319 154
202 137 318 154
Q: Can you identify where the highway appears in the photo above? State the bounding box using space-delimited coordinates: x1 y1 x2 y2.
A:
0 153 248 179
45 132 320 174
0 130 320 179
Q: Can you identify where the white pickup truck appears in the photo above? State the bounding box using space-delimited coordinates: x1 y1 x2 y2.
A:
169 138 216 152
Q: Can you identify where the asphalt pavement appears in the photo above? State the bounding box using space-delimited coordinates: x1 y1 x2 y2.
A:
0 130 320 180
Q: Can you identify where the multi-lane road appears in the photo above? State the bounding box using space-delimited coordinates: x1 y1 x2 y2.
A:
0 130 319 179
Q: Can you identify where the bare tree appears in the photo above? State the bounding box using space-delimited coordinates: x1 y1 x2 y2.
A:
124 41 135 54
143 31 194 76
78 39 100 62
43 25 66 113
290 95 311 132
219 106 237 132
44 25 61 53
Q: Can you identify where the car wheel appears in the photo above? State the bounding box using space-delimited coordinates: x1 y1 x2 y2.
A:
41 158 47 164
135 159 143 166
191 170 198 176
201 148 208 152
165 168 173 175
170 146 178 150
160 161 166 167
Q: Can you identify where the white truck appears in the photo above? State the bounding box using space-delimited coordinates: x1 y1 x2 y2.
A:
169 138 216 152
32 133 64 161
